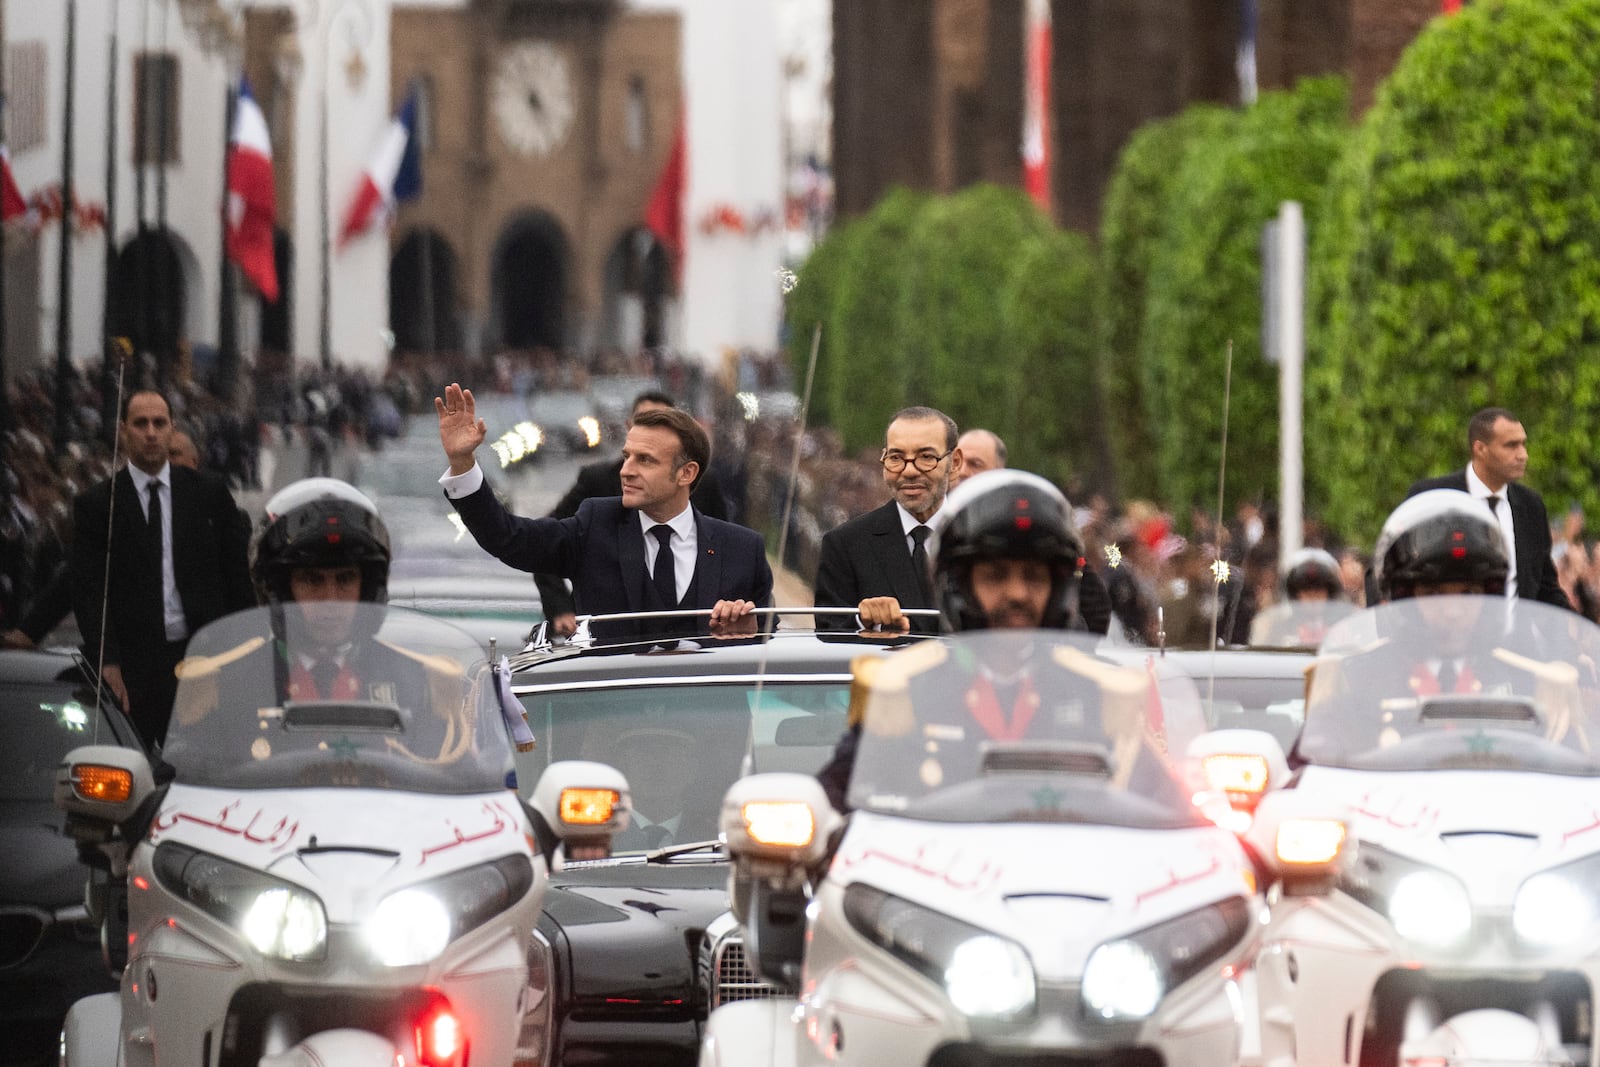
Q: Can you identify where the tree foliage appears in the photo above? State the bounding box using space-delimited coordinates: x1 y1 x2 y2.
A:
1140 76 1349 522
1098 105 1238 500
1309 0 1600 543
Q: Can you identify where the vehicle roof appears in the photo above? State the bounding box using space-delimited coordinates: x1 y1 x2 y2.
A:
1098 644 1314 680
0 648 90 686
507 628 927 689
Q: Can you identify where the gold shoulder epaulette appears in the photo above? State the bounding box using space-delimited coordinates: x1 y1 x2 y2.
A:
1049 644 1146 699
375 637 464 677
174 636 267 679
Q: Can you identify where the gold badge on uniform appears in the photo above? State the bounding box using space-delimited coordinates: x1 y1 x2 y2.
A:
920 758 943 788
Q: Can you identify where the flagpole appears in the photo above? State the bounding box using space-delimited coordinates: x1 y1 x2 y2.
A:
52 0 77 459
154 0 171 386
318 20 332 373
101 6 120 446
0 57 11 441
218 82 239 400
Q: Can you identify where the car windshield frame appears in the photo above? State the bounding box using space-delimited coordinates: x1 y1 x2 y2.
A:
162 605 512 794
513 673 858 855
846 629 1208 829
1296 596 1600 775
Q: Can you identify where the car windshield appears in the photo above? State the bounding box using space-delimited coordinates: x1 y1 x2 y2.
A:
1296 597 1600 774
163 605 512 794
0 674 119 801
847 630 1208 829
516 678 852 853
1248 600 1359 649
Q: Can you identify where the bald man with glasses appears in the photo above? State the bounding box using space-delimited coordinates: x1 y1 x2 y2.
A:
813 407 963 634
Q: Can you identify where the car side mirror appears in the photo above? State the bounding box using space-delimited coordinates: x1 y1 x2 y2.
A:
1247 789 1352 896
1188 728 1290 832
529 760 631 868
54 745 155 835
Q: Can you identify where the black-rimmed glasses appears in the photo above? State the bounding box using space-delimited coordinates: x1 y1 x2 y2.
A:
881 448 953 474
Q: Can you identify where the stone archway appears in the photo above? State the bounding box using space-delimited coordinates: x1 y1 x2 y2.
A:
389 228 460 354
111 228 187 382
490 210 569 352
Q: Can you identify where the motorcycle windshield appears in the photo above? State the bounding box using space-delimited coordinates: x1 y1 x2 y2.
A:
1248 600 1359 649
1296 597 1600 774
162 605 512 794
845 630 1207 829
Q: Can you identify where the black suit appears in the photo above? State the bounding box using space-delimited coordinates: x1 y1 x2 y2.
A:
70 466 254 746
449 480 771 640
1406 471 1570 609
814 501 940 633
812 500 1112 635
534 457 731 619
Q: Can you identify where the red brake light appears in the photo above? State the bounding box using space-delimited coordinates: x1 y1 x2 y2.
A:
415 1000 466 1067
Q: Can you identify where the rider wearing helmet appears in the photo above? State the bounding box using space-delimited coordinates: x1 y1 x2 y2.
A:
818 473 1179 811
1248 547 1354 647
1373 490 1509 603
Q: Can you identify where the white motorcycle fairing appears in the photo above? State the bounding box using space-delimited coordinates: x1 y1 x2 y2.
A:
704 629 1263 1067
1253 596 1600 1067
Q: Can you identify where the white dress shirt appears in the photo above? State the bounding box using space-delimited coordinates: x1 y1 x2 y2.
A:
640 506 698 605
895 502 939 555
128 462 186 641
1465 464 1518 599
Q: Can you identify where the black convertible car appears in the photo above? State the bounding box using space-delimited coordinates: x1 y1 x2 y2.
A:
507 621 925 1066
0 649 141 1067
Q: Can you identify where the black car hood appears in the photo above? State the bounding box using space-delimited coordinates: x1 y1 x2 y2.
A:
0 800 80 907
543 861 728 1010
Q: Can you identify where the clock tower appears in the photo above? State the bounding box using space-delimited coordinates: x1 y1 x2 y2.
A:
386 0 682 360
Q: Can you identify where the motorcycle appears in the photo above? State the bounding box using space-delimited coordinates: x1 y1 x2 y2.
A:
700 628 1262 1066
53 603 630 1067
1249 595 1600 1067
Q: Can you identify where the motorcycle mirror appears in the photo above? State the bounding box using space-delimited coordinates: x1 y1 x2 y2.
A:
54 745 155 831
530 760 631 868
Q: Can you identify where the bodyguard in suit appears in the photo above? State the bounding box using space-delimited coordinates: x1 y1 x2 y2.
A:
70 391 255 747
813 407 964 634
1407 406 1570 609
436 383 769 639
533 391 732 637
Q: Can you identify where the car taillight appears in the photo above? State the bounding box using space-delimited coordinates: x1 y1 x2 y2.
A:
414 998 467 1067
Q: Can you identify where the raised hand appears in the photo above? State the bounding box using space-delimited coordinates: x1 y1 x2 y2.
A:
435 382 487 474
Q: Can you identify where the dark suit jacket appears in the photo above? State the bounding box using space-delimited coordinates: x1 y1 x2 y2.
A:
814 501 938 633
1406 471 1570 609
70 466 254 668
450 482 772 637
813 499 1112 635
534 457 731 618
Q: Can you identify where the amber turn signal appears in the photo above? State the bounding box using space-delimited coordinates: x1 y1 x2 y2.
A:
1203 753 1270 796
559 788 619 825
1276 818 1346 866
743 801 816 849
72 764 133 805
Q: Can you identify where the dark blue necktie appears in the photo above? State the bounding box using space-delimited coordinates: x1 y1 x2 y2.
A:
651 524 676 608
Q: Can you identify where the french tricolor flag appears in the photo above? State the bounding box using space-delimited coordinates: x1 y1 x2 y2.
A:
338 88 422 250
225 78 278 302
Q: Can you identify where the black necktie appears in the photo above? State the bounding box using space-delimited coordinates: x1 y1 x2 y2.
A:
911 525 933 605
651 524 676 608
146 481 164 558
311 658 339 699
1487 495 1501 516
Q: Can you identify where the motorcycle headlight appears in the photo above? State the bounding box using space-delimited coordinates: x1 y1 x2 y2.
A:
843 883 1035 1019
1515 872 1597 947
368 855 535 967
153 843 327 962
1388 870 1472 948
1083 941 1163 1019
1080 897 1251 1021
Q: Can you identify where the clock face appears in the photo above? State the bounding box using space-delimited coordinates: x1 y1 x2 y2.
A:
493 41 575 159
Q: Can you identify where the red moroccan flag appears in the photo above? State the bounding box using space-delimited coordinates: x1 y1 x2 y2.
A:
645 117 686 278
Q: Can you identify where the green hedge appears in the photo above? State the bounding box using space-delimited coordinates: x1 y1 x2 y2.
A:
1002 227 1105 491
1309 0 1600 543
1098 105 1237 501
1139 76 1349 522
890 184 1054 443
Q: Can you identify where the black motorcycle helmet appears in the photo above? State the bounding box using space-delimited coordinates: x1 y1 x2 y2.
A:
1373 489 1508 603
252 478 391 605
929 470 1086 631
1283 547 1345 601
